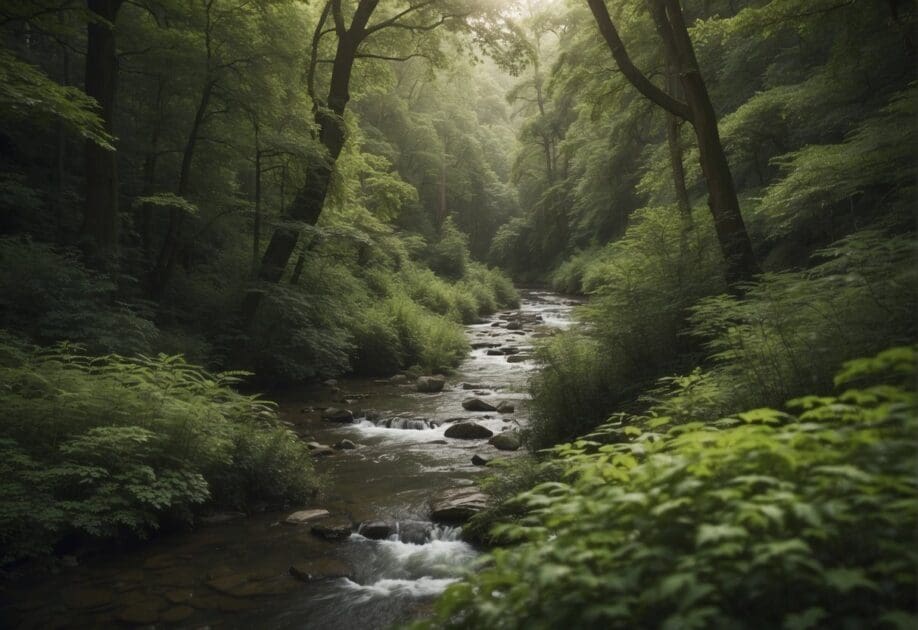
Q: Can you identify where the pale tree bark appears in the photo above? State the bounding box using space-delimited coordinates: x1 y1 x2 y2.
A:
586 0 759 285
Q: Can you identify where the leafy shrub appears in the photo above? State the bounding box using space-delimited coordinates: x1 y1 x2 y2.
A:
0 339 318 564
349 303 404 376
401 265 455 316
423 348 918 629
463 456 562 545
428 217 469 280
653 230 917 420
0 237 158 354
548 247 598 294
382 294 469 374
529 206 722 448
528 332 625 449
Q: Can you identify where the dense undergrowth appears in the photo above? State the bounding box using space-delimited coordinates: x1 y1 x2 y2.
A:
423 347 918 628
528 219 916 450
0 233 518 384
0 337 319 565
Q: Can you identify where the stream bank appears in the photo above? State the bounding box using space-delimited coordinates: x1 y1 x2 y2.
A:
0 290 575 629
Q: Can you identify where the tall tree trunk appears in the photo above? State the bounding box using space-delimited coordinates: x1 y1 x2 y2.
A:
253 146 262 278
82 0 124 266
665 62 691 218
659 0 756 283
438 144 447 226
150 80 213 297
241 21 363 325
55 44 69 241
586 0 759 285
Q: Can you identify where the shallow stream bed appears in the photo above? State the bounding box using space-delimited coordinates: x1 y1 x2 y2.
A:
0 290 575 629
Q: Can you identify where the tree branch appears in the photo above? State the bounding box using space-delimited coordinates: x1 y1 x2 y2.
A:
363 0 436 35
355 52 432 62
307 0 333 104
585 0 692 121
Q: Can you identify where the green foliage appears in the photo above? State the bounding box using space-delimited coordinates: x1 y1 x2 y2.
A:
0 48 112 149
529 206 723 448
0 238 158 355
650 230 918 420
0 340 318 564
428 217 470 280
422 348 918 628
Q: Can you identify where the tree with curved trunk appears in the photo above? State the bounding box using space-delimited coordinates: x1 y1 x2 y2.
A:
585 0 759 285
243 0 493 324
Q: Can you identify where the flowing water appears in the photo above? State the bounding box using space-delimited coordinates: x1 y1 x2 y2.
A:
0 290 575 629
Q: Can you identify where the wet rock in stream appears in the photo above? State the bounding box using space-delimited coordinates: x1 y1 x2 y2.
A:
290 558 352 582
357 521 393 540
430 487 489 523
489 431 522 451
462 397 497 412
311 517 353 541
444 422 493 439
285 509 331 525
415 375 446 392
322 407 354 422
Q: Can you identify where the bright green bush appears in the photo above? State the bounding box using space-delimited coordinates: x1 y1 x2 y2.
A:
428 217 470 280
0 338 318 564
548 247 598 294
447 285 481 324
349 302 404 376
423 347 918 629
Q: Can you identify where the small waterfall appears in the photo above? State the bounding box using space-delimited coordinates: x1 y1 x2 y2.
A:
358 416 436 431
340 521 475 603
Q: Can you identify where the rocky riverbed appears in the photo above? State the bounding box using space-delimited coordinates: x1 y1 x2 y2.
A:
0 290 576 629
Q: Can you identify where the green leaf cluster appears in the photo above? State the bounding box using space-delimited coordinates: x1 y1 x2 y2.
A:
0 339 319 564
421 347 918 628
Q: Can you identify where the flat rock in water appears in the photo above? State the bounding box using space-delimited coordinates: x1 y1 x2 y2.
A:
496 401 515 414
430 487 489 523
290 558 351 582
416 375 446 393
311 517 353 541
444 422 494 439
489 431 522 451
321 407 354 422
285 509 330 525
390 374 409 384
333 439 357 450
471 454 490 466
309 445 336 457
462 398 497 412
357 521 393 540
506 354 532 363
461 383 484 390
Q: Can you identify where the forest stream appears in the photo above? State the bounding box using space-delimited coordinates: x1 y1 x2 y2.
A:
1 290 576 630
